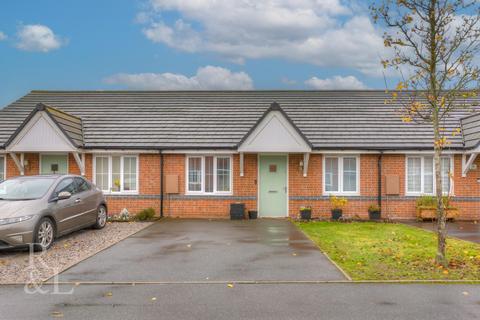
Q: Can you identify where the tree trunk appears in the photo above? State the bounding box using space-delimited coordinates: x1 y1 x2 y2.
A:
433 118 448 267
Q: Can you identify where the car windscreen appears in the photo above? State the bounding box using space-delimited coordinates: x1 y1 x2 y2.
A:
0 178 57 200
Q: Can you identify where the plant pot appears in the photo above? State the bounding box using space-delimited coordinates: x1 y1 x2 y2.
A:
368 210 381 220
416 206 459 221
230 203 245 220
300 209 312 220
248 210 258 219
331 209 343 220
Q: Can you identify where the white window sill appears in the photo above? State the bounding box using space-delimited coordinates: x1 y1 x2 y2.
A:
323 192 360 197
405 193 455 197
102 191 139 196
185 192 233 196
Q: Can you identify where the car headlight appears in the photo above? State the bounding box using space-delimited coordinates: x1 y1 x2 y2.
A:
0 215 34 226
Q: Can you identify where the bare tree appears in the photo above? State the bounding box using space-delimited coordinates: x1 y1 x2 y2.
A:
371 0 480 266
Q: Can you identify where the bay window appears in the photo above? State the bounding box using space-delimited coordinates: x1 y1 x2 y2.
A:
186 155 232 194
406 155 453 195
0 155 4 181
323 155 360 195
94 155 138 193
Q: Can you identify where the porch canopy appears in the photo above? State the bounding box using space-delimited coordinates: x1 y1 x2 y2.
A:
237 102 312 176
4 103 86 175
460 112 480 177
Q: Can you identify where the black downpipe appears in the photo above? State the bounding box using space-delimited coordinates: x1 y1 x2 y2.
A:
378 153 383 211
160 151 164 218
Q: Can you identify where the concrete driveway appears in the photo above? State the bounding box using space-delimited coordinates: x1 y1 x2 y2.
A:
404 221 480 243
56 219 346 282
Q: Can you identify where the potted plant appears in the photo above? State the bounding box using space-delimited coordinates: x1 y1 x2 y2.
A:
112 179 121 192
329 196 347 220
299 206 312 220
368 204 381 220
415 196 459 221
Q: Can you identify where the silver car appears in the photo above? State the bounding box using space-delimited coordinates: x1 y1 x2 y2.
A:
0 175 107 251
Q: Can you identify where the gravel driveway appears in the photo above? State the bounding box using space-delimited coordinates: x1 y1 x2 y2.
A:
0 222 152 284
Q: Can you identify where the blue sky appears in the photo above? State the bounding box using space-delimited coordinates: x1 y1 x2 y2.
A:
0 0 392 108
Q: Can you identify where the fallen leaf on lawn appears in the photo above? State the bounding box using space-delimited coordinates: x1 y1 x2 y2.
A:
151 297 157 301
51 311 64 318
227 283 234 288
443 270 449 275
462 291 469 296
105 292 113 297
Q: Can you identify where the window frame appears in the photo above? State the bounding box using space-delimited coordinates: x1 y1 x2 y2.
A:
0 155 5 181
405 155 454 196
93 155 139 195
185 155 233 195
322 155 360 196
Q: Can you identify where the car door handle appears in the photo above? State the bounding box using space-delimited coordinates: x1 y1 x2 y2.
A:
75 198 81 203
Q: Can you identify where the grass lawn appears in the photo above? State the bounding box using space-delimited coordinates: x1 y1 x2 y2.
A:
296 221 480 280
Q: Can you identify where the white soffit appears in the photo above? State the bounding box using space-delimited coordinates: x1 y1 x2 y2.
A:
238 110 311 153
7 112 76 152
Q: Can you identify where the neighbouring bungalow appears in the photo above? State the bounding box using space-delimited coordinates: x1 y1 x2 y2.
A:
0 91 479 220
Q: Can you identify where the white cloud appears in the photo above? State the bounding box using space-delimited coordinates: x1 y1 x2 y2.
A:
104 65 254 90
139 0 385 75
0 31 7 41
15 24 64 52
305 75 368 90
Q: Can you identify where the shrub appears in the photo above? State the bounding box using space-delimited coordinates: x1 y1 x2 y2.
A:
416 195 451 208
329 196 348 210
368 204 380 213
136 208 156 221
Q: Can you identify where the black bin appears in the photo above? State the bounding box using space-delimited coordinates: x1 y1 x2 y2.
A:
248 210 258 219
230 203 245 220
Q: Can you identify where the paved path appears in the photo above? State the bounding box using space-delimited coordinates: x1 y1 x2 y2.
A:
1 283 479 320
404 221 480 243
56 219 346 282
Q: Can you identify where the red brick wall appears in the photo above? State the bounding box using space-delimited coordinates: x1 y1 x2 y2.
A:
163 154 257 218
3 152 480 220
288 153 480 221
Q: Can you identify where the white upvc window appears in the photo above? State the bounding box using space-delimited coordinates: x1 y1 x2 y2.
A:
186 155 232 195
323 155 360 195
405 155 453 195
0 155 5 181
93 155 139 194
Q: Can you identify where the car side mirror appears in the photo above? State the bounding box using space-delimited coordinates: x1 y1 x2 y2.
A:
57 191 72 201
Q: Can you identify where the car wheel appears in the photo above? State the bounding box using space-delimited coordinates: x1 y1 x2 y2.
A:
34 218 55 252
93 205 107 229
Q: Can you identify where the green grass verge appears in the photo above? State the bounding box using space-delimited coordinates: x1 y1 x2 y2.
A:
295 221 480 280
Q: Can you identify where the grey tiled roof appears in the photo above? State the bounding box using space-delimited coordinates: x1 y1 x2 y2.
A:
0 90 478 150
42 104 84 147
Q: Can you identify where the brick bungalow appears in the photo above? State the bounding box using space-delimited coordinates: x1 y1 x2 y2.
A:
0 91 479 220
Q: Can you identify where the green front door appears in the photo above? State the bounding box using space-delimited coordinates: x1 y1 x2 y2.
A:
259 155 287 217
40 154 68 175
